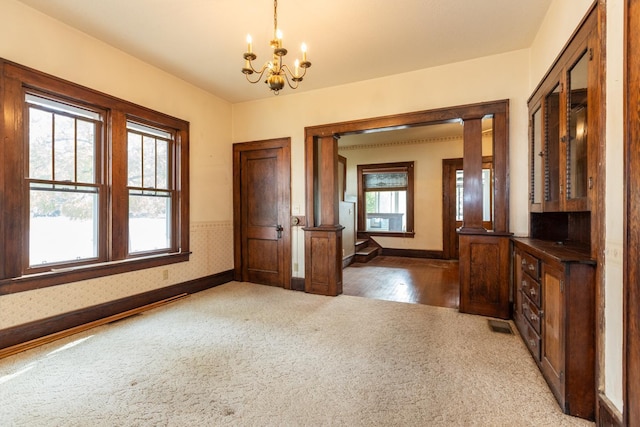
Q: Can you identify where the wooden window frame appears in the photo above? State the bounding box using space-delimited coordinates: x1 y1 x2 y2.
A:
356 161 414 238
0 59 190 295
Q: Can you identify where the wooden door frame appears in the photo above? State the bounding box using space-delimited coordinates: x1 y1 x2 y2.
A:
304 100 509 295
625 0 639 424
233 137 292 289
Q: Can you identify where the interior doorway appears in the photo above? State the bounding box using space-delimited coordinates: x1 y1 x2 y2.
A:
304 100 509 297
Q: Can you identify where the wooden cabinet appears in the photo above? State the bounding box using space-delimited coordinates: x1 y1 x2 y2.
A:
513 238 595 420
517 5 601 421
528 8 600 214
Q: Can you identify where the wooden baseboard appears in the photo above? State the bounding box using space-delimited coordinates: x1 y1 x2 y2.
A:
380 248 444 259
342 254 355 268
0 270 234 358
291 277 305 291
597 392 623 427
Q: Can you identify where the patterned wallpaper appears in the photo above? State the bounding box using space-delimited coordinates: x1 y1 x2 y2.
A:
0 221 234 329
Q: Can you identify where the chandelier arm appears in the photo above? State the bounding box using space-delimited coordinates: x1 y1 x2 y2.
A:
244 65 269 84
280 67 300 90
281 64 307 80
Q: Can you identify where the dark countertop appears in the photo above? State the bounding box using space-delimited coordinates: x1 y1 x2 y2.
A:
512 237 595 265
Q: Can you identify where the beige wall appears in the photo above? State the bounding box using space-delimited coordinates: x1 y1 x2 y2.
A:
604 0 625 412
0 0 234 328
233 49 531 276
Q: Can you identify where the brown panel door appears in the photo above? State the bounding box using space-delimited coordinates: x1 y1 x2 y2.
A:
442 158 463 260
234 139 291 288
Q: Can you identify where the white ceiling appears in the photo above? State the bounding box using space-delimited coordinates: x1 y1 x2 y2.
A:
17 0 552 104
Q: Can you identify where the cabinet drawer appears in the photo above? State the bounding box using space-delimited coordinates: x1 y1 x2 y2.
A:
520 252 540 280
521 320 541 362
522 293 542 334
520 274 541 307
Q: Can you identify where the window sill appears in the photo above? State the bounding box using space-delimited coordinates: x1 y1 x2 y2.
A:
362 231 415 238
0 252 191 295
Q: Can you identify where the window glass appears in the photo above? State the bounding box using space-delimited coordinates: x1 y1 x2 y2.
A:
26 94 101 267
455 168 493 223
365 190 407 232
364 172 408 189
28 107 53 180
358 162 414 234
568 51 589 200
128 191 171 253
29 184 99 266
456 170 464 221
127 121 174 254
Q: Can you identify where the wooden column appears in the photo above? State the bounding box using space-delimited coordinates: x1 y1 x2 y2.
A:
458 115 511 318
460 117 484 232
458 233 511 319
304 134 343 296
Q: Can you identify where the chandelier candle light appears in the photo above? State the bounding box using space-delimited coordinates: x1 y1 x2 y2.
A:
242 0 311 94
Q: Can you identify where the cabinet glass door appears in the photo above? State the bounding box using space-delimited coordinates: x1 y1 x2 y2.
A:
567 51 589 203
544 84 561 210
531 107 543 209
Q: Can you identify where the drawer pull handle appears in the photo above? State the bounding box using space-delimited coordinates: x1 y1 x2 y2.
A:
528 263 535 271
530 313 539 323
521 259 527 266
530 288 537 297
529 339 537 347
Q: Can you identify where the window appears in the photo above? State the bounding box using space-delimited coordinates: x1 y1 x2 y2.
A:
357 162 414 237
26 94 104 268
0 60 189 294
127 122 173 254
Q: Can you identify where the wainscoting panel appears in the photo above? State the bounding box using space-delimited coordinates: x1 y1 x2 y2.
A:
0 221 233 329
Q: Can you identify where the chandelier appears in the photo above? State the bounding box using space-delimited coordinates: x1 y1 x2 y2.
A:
242 0 311 94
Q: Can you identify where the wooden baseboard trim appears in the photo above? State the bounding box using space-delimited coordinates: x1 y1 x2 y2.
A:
597 392 623 427
342 254 355 269
380 248 444 259
0 270 234 358
291 277 305 291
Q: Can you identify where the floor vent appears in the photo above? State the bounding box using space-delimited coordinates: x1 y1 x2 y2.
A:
488 319 514 334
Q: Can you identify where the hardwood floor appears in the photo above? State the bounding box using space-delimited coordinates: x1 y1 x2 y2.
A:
342 256 460 308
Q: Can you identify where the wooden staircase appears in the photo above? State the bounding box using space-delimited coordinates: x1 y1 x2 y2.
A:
354 238 379 263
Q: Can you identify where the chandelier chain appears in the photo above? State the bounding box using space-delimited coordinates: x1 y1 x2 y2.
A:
273 0 278 35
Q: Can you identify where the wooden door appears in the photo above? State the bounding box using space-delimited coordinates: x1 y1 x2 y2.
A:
442 158 463 259
233 138 291 288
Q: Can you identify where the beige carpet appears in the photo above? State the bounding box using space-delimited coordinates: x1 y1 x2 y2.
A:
0 282 592 426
